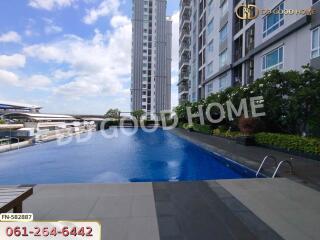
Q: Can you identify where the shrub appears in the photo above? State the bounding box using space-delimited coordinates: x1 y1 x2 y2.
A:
0 119 5 124
161 119 175 127
213 128 243 139
182 123 193 131
255 133 320 156
193 123 212 134
174 66 320 137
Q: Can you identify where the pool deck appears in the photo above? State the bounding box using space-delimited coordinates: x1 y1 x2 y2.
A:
171 128 320 190
22 178 320 240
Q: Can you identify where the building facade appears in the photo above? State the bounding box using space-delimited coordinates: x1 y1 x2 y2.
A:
179 0 320 103
131 0 172 118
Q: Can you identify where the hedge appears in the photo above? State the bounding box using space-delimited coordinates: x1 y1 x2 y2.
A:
180 123 212 134
213 129 244 139
192 123 212 134
255 133 320 156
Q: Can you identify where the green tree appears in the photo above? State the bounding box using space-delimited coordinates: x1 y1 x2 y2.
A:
0 119 5 124
131 109 145 122
173 66 320 137
105 109 120 119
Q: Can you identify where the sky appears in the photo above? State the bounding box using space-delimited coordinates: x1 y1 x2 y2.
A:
0 0 179 114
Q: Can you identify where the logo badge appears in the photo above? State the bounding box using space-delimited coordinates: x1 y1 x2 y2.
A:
236 4 260 20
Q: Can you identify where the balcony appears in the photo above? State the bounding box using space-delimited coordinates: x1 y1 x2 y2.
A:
179 58 190 71
180 70 190 81
179 92 189 104
179 28 191 42
180 0 191 8
179 28 191 43
179 83 189 94
179 61 190 70
180 4 191 22
179 16 191 31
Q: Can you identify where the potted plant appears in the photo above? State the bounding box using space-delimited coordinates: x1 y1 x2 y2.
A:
236 116 257 146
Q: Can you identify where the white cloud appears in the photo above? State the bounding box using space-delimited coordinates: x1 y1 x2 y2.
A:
0 69 20 86
28 0 76 10
53 69 77 80
0 54 26 69
28 75 52 89
24 14 132 98
83 0 120 24
0 31 21 43
0 69 52 90
24 44 66 62
44 19 63 35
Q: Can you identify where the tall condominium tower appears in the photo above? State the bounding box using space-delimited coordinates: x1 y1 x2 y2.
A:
179 0 320 103
131 0 172 119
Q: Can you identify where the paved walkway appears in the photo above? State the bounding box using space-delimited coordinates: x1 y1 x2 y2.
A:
23 179 320 240
172 129 320 190
219 178 320 240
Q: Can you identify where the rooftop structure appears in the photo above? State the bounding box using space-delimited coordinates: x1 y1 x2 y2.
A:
3 113 77 122
0 100 41 114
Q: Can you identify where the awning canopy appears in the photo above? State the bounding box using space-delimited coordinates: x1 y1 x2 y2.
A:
0 101 41 110
3 113 77 122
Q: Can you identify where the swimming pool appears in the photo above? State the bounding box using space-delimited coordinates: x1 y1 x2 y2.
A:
0 128 258 184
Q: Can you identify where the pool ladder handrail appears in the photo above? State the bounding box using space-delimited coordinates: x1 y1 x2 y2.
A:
272 160 294 178
256 155 278 177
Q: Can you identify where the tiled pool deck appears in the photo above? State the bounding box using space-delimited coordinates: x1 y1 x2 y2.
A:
13 129 320 239
23 178 320 240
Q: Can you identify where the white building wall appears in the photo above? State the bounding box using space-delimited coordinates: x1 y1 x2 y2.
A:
203 0 233 97
253 0 313 79
254 25 311 79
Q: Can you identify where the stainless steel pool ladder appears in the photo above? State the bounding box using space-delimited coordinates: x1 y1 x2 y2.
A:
256 155 278 177
272 160 294 178
256 155 294 178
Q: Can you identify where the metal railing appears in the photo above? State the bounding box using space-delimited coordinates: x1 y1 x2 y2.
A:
256 155 278 177
272 160 294 178
5 136 20 150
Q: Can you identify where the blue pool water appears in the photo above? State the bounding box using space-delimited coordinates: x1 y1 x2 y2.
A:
0 128 257 184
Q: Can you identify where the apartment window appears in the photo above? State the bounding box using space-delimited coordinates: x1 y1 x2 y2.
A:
263 2 284 38
220 24 228 43
311 27 320 59
245 24 255 54
206 82 213 96
219 49 228 68
262 46 284 72
208 0 214 15
221 0 228 17
207 19 214 36
206 61 214 77
219 75 228 91
207 40 214 58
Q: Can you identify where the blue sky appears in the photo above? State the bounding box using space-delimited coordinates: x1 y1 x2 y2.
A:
0 0 179 114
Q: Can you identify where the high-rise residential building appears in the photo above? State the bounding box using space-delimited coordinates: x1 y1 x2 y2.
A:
179 0 320 103
178 0 191 104
131 0 172 119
